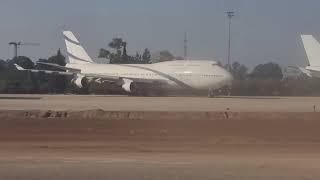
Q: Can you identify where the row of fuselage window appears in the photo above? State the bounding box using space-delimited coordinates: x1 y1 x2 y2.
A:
105 73 223 78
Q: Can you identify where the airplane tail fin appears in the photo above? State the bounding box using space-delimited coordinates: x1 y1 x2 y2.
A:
301 35 320 67
63 31 94 64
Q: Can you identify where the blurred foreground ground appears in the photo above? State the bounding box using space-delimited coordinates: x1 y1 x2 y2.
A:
0 94 320 112
0 95 320 179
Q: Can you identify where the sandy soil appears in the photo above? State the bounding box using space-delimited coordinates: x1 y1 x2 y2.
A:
0 111 320 179
1 94 320 112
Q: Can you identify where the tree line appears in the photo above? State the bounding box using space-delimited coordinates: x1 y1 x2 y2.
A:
228 61 320 96
98 38 176 64
0 49 70 94
98 38 151 64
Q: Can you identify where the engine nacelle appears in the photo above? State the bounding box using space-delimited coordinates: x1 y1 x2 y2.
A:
72 74 88 88
122 78 133 93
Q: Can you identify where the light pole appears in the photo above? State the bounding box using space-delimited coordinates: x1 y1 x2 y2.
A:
225 11 235 72
184 32 188 60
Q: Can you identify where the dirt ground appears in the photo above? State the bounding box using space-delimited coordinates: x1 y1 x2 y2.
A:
1 94 320 112
0 111 320 179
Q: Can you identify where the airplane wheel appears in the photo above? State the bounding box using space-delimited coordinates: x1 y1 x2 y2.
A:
208 89 215 98
226 86 232 96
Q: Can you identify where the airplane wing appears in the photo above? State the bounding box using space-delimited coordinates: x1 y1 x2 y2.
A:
35 62 168 83
14 64 74 75
15 63 169 86
37 62 81 73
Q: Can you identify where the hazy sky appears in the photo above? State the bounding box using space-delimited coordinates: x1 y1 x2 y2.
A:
1 0 320 68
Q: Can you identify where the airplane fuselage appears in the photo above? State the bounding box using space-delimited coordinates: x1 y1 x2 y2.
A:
67 60 233 91
306 66 320 78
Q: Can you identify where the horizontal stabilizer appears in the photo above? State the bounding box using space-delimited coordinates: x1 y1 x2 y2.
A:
14 63 73 75
298 67 312 77
14 64 25 71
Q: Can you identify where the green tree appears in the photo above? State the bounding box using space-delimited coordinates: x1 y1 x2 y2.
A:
0 60 8 71
231 62 248 80
108 38 125 50
109 50 122 64
47 49 66 66
98 48 110 59
100 38 152 64
135 52 142 62
142 48 151 64
37 49 66 71
251 62 283 79
159 50 174 62
36 50 68 93
9 56 35 69
107 38 127 64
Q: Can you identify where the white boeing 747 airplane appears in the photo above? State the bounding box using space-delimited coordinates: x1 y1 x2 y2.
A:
16 31 233 97
299 35 320 78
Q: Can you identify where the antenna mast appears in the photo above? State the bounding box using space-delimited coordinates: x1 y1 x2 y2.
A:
225 11 235 71
184 32 188 60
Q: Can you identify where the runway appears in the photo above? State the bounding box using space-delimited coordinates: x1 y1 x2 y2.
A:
0 94 320 112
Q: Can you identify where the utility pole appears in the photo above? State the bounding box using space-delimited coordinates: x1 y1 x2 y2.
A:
9 42 40 59
184 32 188 60
225 11 235 72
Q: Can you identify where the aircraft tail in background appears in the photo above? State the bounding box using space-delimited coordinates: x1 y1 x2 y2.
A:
301 35 320 67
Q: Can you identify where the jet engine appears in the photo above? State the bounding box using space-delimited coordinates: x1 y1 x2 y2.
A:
72 74 88 88
121 78 133 93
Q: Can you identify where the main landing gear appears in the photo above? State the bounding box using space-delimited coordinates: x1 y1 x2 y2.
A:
129 82 166 97
208 88 216 98
208 86 232 98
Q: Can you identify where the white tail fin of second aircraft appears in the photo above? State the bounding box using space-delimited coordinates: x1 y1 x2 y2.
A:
63 31 94 64
301 35 320 67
